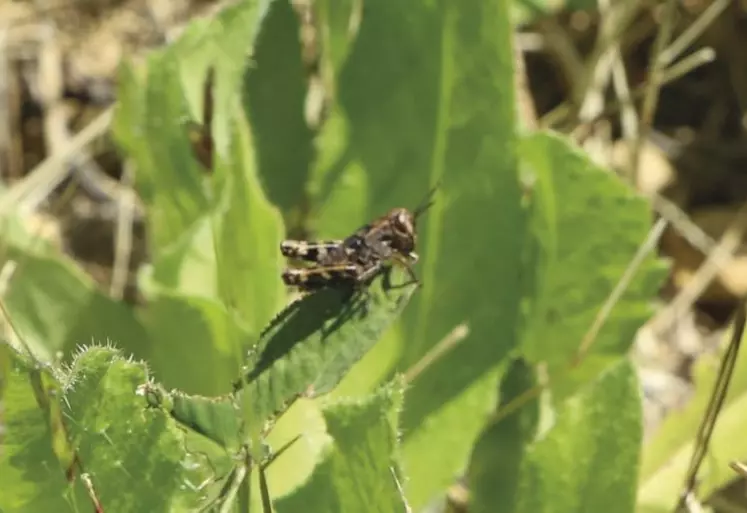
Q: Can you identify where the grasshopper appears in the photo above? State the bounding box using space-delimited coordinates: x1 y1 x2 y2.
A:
280 185 438 292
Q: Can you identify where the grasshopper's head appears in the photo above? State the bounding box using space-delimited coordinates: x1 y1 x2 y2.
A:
387 208 417 255
386 184 438 256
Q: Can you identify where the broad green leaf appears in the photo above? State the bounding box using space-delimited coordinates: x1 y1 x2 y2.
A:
472 359 642 513
235 267 418 435
328 1 522 506
273 381 406 512
638 323 747 511
142 292 249 396
309 8 523 510
0 351 83 512
519 131 667 385
242 0 313 219
2 247 149 364
212 107 286 335
62 346 190 511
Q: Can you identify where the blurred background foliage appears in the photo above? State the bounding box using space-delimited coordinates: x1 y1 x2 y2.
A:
0 0 746 511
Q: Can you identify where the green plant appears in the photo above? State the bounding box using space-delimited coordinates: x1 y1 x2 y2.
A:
0 0 672 511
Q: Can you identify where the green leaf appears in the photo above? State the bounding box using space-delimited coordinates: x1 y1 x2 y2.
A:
142 215 218 299
212 108 286 334
519 131 667 383
114 53 209 255
305 0 526 504
306 0 363 232
242 0 313 218
174 0 269 161
2 247 149 364
273 381 406 512
115 0 287 332
140 382 243 451
235 267 417 435
333 1 523 506
0 351 82 512
467 358 540 513
472 359 642 513
62 346 190 511
142 292 249 396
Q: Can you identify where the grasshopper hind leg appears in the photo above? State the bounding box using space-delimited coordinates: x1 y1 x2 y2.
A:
280 240 345 264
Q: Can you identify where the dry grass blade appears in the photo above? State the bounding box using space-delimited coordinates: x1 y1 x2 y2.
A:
572 216 668 365
652 201 747 334
628 0 678 186
675 299 746 512
110 159 137 299
0 105 113 218
659 0 731 67
403 323 469 385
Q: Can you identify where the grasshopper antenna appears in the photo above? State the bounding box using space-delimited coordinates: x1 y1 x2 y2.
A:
414 181 440 219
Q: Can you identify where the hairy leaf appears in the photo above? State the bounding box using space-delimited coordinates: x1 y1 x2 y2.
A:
62 346 190 511
273 381 406 512
235 267 417 434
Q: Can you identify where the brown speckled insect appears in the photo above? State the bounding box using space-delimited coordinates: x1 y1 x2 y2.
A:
280 186 438 293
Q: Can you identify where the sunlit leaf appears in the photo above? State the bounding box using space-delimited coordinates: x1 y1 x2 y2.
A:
62 346 190 511
274 381 406 512
235 267 417 435
519 131 668 395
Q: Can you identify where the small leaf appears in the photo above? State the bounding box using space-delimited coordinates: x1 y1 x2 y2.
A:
273 380 406 512
235 267 417 434
62 346 190 511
